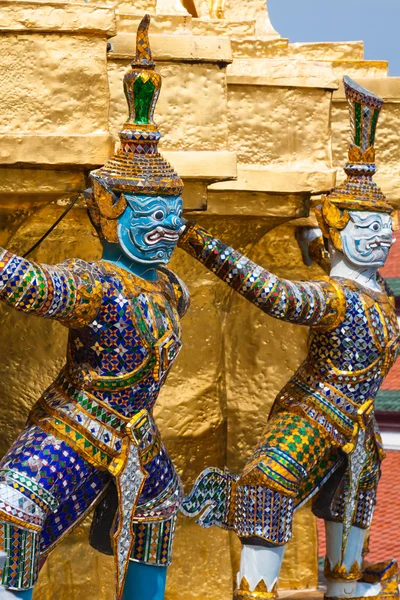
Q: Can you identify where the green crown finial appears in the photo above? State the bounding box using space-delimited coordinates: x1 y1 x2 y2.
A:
344 75 383 160
123 15 161 126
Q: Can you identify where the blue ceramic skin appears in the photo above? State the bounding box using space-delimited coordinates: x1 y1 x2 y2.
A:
122 562 167 600
103 194 183 282
105 193 183 600
11 195 183 600
12 592 32 599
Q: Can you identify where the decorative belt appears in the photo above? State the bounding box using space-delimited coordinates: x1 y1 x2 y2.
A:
29 370 162 599
30 369 161 472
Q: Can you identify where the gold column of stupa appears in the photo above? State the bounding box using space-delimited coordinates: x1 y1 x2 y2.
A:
0 2 399 599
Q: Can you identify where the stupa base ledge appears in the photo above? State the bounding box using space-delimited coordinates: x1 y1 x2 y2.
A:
333 76 400 99
0 134 114 168
331 59 388 78
0 168 86 195
209 167 336 195
288 41 365 61
164 150 237 181
231 37 289 59
279 588 324 600
116 13 193 35
192 17 258 38
200 190 310 221
0 0 116 35
227 58 338 89
110 31 232 62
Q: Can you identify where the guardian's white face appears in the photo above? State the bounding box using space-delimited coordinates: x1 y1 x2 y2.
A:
340 211 393 268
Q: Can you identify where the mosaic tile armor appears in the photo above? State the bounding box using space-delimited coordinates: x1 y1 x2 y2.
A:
0 16 189 598
180 222 399 547
0 251 189 592
181 81 400 593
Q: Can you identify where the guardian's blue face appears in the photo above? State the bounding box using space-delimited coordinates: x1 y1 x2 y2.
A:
117 194 183 265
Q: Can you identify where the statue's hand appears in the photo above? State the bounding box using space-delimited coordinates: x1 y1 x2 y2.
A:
295 227 323 266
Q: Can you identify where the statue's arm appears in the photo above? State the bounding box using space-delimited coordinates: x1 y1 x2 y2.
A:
0 249 102 327
179 222 345 328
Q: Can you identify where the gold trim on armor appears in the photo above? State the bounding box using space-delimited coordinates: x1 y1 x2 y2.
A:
30 400 161 474
272 397 344 446
238 461 298 498
326 355 382 380
308 236 330 274
35 397 119 457
226 479 238 528
61 278 103 329
234 577 278 600
312 277 347 332
91 354 155 390
54 380 128 430
30 405 113 471
324 559 362 581
0 509 42 533
342 398 374 454
100 260 174 295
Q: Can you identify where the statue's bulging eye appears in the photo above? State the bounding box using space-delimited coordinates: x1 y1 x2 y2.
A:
154 210 165 220
371 222 380 232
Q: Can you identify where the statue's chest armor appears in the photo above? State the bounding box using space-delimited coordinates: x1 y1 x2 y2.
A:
361 294 400 376
320 288 400 381
130 290 182 382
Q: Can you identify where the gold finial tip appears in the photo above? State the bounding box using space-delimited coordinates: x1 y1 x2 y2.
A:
132 14 154 69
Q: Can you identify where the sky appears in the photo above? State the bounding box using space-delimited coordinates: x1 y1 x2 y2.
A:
268 0 400 76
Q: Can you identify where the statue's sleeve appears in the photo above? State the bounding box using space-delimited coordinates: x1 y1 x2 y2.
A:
0 249 102 328
179 223 346 329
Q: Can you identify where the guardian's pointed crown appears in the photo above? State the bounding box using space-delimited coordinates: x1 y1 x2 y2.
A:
327 76 392 213
91 14 183 196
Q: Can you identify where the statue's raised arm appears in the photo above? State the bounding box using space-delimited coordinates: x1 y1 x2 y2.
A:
179 219 344 330
181 77 400 600
0 248 102 327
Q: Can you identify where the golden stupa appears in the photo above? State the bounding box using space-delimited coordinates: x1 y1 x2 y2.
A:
0 1 399 598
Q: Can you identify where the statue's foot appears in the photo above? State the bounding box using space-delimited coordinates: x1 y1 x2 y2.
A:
234 577 278 600
325 560 399 600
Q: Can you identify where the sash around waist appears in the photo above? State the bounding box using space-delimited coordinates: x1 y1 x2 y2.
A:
29 370 161 472
278 375 378 440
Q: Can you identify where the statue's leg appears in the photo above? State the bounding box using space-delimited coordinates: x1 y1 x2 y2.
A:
235 541 286 599
121 515 177 600
11 591 33 599
0 424 109 598
325 521 382 598
232 411 342 599
323 434 398 599
122 562 167 600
